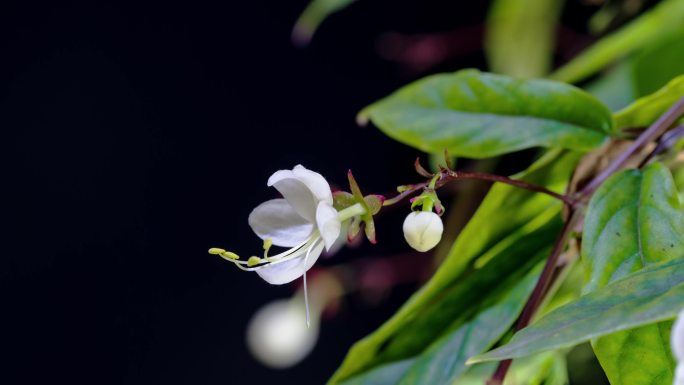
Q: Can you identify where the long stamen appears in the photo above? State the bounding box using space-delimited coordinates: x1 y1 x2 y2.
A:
302 238 321 328
216 232 322 272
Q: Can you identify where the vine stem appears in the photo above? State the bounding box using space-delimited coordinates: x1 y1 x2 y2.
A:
580 96 684 197
488 96 684 385
486 210 579 385
383 170 576 207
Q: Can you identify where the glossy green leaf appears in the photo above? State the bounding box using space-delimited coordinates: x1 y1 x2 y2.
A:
614 75 684 129
292 0 359 46
592 322 675 385
485 0 564 78
581 163 682 385
582 163 684 292
358 70 613 158
328 150 580 384
469 257 684 363
396 266 540 385
550 0 684 83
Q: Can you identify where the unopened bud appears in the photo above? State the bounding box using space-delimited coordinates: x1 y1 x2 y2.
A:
402 211 443 252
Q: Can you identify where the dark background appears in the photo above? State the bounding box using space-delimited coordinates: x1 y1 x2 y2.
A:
2 1 599 384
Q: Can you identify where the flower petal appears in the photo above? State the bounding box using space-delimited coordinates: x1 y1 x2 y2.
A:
268 169 318 222
673 309 684 361
292 165 333 205
316 201 341 251
256 241 325 285
248 199 314 247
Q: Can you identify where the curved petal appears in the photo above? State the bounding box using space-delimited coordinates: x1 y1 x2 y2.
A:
268 170 318 222
256 241 325 285
292 165 333 205
248 199 314 247
315 201 341 251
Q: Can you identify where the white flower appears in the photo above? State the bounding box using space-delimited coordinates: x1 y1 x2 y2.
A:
218 165 342 285
672 309 684 385
402 211 443 252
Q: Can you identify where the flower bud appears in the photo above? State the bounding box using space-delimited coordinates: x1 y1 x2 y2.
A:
402 211 443 252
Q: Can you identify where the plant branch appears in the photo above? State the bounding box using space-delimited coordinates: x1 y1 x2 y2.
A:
489 97 684 385
383 169 576 207
580 96 684 197
487 209 581 385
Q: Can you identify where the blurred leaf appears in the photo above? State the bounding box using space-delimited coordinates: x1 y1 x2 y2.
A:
581 163 684 292
329 150 581 384
337 360 415 385
358 69 613 158
469 257 684 363
292 0 359 46
614 74 684 129
584 61 637 111
486 0 564 78
457 351 567 385
580 162 682 385
550 0 684 84
395 266 540 385
440 149 581 278
631 32 684 96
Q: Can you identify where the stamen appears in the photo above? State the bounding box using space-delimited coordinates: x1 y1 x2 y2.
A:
263 238 273 259
247 256 262 266
302 238 321 328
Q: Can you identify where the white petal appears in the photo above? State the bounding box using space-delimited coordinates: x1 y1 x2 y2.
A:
676 364 684 385
323 220 349 257
292 165 333 205
256 242 325 285
672 309 684 361
248 199 314 247
315 201 341 251
268 169 318 222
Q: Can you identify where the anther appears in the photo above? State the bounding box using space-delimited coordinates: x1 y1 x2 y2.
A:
247 256 262 267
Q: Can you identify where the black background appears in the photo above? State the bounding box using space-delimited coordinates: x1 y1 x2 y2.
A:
3 1 599 384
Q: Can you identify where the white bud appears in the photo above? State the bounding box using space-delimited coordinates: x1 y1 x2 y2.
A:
246 299 319 369
402 211 443 252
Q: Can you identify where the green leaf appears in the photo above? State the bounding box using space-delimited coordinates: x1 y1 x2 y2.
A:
468 257 684 363
396 266 540 385
358 70 613 158
591 322 675 385
582 163 684 292
337 360 415 385
631 32 684 96
584 61 638 112
329 231 554 384
460 352 567 385
440 150 581 281
329 150 580 384
613 74 684 129
292 0 359 46
485 0 565 78
581 162 682 385
549 0 684 84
